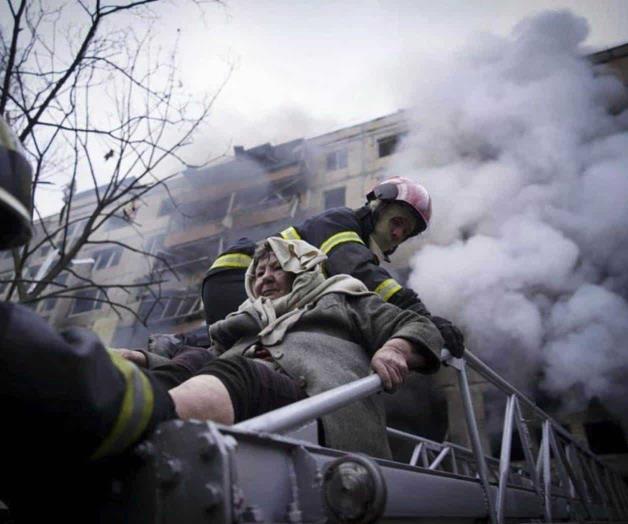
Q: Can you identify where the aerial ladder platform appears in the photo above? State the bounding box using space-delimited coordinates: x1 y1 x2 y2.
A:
106 349 628 523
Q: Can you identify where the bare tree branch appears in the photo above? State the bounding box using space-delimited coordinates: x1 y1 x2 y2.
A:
1 0 225 334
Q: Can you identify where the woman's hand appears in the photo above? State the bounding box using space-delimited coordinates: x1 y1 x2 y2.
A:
370 338 414 392
112 348 148 368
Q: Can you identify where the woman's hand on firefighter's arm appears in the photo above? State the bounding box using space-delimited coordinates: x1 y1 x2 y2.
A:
111 348 148 368
370 337 426 393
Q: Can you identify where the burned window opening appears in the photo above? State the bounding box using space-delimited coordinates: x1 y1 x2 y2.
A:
378 134 404 158
232 177 303 212
153 236 223 276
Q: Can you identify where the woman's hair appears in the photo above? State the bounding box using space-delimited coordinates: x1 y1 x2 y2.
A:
252 239 273 270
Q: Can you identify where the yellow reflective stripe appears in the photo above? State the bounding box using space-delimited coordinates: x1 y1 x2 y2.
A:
210 253 252 270
320 231 364 255
90 352 154 461
280 227 301 240
374 278 402 302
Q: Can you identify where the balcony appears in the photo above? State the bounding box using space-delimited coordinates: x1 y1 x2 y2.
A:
165 221 224 249
232 201 295 230
152 236 222 276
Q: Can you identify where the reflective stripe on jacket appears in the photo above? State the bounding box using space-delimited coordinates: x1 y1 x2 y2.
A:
0 302 175 464
203 206 431 320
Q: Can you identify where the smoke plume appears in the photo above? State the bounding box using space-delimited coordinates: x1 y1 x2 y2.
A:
394 10 628 418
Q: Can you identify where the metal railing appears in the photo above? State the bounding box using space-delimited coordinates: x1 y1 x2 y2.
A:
235 373 383 434
233 348 628 523
452 349 628 523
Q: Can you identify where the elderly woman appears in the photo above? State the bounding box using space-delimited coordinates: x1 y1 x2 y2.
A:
169 238 443 458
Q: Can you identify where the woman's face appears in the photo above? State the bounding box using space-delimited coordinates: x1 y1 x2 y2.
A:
253 253 295 299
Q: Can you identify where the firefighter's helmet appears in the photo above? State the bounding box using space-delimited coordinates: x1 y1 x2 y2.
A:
0 115 33 248
366 176 431 236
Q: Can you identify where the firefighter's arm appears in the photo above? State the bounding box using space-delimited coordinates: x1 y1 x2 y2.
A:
0 303 175 462
324 240 427 308
90 351 175 461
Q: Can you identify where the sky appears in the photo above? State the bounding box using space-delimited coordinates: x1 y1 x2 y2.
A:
152 0 628 153
6 0 627 213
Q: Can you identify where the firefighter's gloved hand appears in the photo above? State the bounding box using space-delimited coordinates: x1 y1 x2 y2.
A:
431 316 465 358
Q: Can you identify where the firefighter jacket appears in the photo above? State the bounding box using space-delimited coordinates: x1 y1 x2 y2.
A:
0 302 176 518
203 206 432 324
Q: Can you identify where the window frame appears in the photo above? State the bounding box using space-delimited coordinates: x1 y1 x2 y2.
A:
323 186 346 210
377 134 402 158
92 246 123 271
69 288 104 316
325 149 348 171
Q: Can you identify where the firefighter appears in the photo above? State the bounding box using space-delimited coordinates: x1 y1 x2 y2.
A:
202 176 465 357
0 116 176 520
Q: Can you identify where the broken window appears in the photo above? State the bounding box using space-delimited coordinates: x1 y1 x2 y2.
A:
324 187 346 209
378 134 402 157
174 198 230 229
138 291 201 324
233 179 299 212
584 420 628 454
326 149 348 171
93 246 122 271
70 288 104 315
153 236 222 276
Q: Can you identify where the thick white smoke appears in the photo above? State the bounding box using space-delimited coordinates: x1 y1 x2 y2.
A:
394 10 628 417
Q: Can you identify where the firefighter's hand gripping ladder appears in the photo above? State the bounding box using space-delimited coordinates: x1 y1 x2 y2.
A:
113 349 628 524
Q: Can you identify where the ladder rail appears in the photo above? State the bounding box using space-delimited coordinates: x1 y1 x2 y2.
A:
233 348 628 522
447 348 628 522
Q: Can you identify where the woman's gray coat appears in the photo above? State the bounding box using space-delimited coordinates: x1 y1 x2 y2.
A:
211 291 443 459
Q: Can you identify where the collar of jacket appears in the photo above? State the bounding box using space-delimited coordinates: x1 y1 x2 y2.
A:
354 205 375 242
354 205 399 258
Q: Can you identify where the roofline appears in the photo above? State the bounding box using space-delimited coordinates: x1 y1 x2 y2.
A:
587 42 628 64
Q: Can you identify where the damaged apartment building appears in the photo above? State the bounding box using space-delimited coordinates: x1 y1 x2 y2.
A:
1 42 627 476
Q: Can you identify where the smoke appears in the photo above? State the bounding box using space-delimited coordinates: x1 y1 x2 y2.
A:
393 10 628 418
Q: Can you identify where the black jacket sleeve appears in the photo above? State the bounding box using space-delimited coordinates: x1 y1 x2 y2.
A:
0 302 175 463
292 208 431 314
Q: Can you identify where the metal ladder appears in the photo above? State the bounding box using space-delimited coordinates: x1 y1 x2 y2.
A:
112 349 628 523
234 349 628 523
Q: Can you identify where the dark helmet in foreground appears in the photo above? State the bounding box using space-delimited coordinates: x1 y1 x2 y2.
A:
366 176 432 236
0 115 32 248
